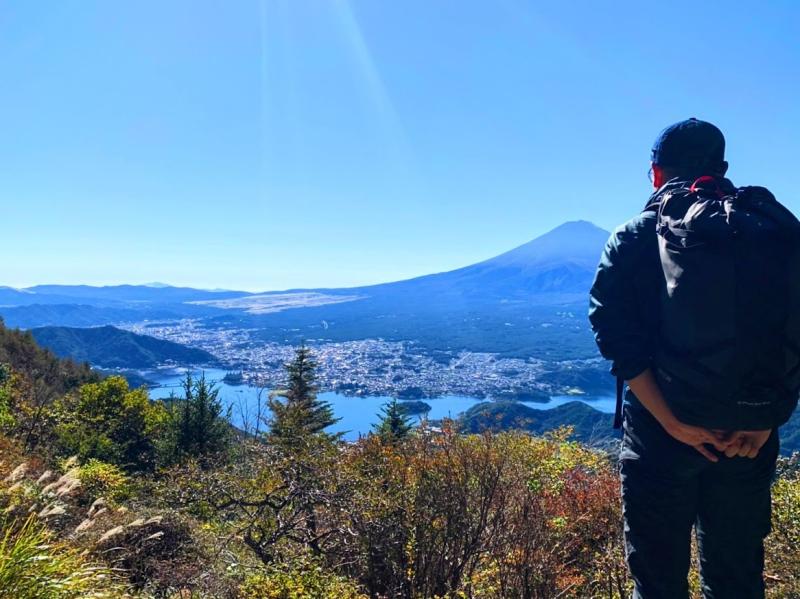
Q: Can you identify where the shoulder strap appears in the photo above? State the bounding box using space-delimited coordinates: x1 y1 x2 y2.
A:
613 376 624 429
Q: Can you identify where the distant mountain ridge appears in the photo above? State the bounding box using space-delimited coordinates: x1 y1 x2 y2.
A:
0 221 612 358
189 220 611 359
30 325 218 369
21 284 249 304
197 220 611 310
2 220 611 309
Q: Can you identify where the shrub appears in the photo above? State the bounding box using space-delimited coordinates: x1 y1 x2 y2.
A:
0 435 25 480
94 513 200 594
53 376 168 471
76 459 130 503
337 426 627 598
0 514 127 598
0 364 14 431
239 555 367 599
766 462 800 598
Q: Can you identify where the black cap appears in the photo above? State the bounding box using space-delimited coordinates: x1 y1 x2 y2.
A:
651 118 726 172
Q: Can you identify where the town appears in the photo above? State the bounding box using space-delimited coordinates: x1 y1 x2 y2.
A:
125 318 609 399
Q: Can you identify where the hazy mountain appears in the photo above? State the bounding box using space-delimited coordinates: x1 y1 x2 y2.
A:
0 303 229 329
3 222 611 359
358 220 609 300
199 220 611 311
0 286 32 303
6 221 610 314
0 286 91 307
195 221 612 359
30 325 218 369
25 284 249 304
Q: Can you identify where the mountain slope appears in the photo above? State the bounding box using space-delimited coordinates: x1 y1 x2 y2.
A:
195 221 611 359
30 325 217 369
0 303 227 329
483 221 610 269
199 220 611 312
459 400 616 444
0 322 98 395
323 220 609 300
5 221 612 359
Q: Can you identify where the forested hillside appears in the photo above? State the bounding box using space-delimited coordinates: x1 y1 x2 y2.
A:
0 320 97 395
460 400 614 441
0 327 798 598
30 325 217 369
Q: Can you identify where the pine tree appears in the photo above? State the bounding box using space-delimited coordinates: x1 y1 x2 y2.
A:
169 371 231 461
267 345 340 445
373 398 413 443
265 345 342 557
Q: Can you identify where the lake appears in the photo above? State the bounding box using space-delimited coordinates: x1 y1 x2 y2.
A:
147 367 615 441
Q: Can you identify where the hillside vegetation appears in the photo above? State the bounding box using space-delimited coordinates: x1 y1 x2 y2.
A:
0 321 96 394
30 325 217 369
0 325 798 598
460 400 613 441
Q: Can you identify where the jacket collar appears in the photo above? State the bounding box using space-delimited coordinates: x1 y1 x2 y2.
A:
644 176 736 211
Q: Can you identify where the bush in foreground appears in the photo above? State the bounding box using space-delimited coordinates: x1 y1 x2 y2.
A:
53 376 167 472
239 554 367 599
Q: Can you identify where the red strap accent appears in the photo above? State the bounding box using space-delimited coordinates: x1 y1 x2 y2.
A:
690 176 725 198
690 175 717 193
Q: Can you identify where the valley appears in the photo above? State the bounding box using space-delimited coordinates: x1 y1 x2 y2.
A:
7 219 798 454
125 313 610 399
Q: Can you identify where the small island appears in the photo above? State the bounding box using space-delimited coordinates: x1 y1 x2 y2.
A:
396 385 428 399
222 370 245 386
491 388 550 403
397 399 432 415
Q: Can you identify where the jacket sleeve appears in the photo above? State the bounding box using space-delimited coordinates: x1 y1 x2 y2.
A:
588 220 654 381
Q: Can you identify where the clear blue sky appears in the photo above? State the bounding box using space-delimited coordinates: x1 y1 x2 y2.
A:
2 1 798 291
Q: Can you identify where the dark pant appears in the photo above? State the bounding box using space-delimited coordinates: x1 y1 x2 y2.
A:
619 396 779 599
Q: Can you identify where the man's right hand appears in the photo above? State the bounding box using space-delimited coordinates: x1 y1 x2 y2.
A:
662 419 730 462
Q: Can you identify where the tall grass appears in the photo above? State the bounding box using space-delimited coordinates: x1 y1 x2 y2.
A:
0 515 126 599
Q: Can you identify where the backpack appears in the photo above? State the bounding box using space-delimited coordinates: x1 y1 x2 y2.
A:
643 176 800 431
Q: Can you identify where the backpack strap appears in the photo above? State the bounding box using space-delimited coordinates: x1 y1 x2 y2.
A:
690 175 726 197
613 376 624 429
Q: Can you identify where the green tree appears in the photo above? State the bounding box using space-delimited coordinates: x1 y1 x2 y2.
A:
267 345 340 445
0 364 14 431
235 345 346 561
167 371 231 462
54 376 167 471
373 398 413 443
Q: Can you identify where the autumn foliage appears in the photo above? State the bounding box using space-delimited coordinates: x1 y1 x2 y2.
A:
0 335 798 597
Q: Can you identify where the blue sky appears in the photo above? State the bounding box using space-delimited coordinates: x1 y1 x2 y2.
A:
2 1 799 291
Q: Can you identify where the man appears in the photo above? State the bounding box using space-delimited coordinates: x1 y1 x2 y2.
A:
588 118 800 598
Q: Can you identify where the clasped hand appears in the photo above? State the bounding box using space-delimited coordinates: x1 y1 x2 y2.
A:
663 420 772 462
626 370 773 463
